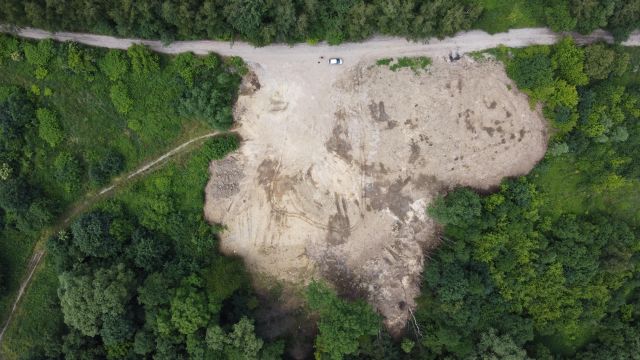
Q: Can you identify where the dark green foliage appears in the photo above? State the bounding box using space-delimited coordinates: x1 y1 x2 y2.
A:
0 0 484 45
0 178 33 212
99 49 129 81
205 134 241 160
545 0 577 31
53 151 83 194
70 211 120 258
130 229 171 271
428 188 481 228
88 149 124 186
583 43 629 81
127 44 160 75
177 61 243 130
307 281 380 360
571 0 615 34
407 42 640 360
507 52 554 90
22 38 53 67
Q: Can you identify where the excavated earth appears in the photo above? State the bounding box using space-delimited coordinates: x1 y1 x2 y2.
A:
204 57 547 335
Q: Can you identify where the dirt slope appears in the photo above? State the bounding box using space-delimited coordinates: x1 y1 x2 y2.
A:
205 57 547 334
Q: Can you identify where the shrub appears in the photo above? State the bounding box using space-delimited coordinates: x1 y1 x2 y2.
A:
0 35 20 62
34 66 48 80
36 108 64 147
30 84 41 96
54 152 83 193
127 45 159 75
23 39 54 67
66 43 97 77
89 150 125 186
204 134 240 160
99 50 129 81
507 52 554 91
109 82 133 114
173 52 199 87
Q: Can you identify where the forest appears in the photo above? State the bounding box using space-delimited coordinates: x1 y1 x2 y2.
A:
405 40 640 358
0 0 638 45
0 34 263 359
1 6 640 360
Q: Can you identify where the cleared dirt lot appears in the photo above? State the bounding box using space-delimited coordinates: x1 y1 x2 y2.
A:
204 57 547 334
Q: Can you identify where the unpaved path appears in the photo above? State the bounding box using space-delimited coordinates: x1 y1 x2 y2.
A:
3 26 639 64
0 132 218 346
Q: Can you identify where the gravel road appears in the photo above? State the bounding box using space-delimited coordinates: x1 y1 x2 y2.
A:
4 26 639 66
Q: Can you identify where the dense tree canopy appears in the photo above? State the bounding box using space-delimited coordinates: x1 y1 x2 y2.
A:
1 0 638 46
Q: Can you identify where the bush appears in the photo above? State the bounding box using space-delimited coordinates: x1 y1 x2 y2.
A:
54 152 83 193
0 35 20 62
36 108 64 147
99 50 129 81
127 45 159 75
507 52 554 91
23 39 54 67
204 134 240 160
89 150 125 186
109 82 133 114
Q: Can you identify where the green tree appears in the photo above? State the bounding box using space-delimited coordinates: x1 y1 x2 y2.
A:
170 274 211 334
584 43 618 80
36 107 64 147
507 52 554 91
473 328 530 360
551 37 588 86
545 0 577 32
428 188 481 228
307 281 380 360
88 149 125 186
571 0 615 34
70 211 121 258
58 264 135 337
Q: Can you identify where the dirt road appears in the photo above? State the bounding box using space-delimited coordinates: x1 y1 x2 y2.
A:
4 26 639 64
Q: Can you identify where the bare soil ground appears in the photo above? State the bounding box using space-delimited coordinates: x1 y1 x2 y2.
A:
204 56 547 335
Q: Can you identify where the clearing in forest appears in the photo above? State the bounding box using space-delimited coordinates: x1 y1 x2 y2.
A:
204 57 547 334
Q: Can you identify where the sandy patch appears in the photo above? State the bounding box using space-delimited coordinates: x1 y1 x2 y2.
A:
204 57 547 334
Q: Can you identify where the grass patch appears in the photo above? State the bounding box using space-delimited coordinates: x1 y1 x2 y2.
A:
377 56 432 73
474 0 545 34
0 232 41 324
0 258 63 360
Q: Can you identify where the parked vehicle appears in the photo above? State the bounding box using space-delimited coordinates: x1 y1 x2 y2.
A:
329 58 343 65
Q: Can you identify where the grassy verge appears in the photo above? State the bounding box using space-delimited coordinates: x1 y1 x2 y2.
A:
0 258 63 359
376 56 432 73
474 0 545 33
